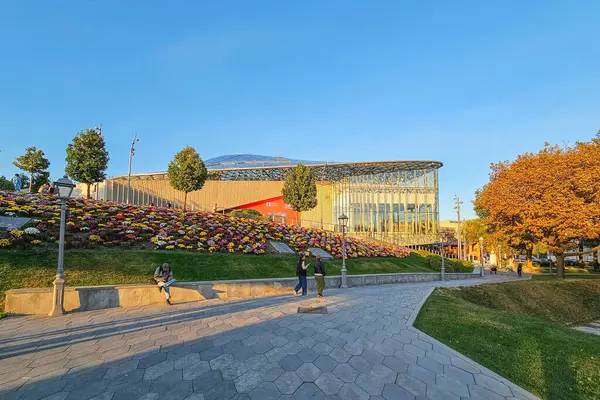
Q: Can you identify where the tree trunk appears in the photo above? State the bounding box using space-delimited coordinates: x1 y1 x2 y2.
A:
578 240 584 266
29 173 33 192
183 192 188 212
556 254 565 278
594 250 599 272
526 246 533 269
86 183 91 199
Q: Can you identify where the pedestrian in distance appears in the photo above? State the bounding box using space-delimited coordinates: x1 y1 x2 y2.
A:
153 263 177 305
38 184 49 194
517 263 523 277
11 174 21 192
294 253 309 296
314 254 326 298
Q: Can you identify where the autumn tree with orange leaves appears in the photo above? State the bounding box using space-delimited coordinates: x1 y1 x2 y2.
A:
475 136 600 278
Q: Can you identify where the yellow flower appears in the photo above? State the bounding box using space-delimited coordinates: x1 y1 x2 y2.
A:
186 245 193 249
32 240 41 244
9 230 24 238
0 239 10 247
89 235 101 242
166 245 175 250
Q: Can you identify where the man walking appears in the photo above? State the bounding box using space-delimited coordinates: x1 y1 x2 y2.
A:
11 174 21 192
314 255 326 298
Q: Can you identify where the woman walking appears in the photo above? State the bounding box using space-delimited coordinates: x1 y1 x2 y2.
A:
294 253 308 296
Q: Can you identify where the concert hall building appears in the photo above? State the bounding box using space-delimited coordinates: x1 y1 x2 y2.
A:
86 154 443 246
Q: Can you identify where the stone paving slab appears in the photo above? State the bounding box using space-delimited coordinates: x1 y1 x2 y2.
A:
0 275 539 399
573 321 600 335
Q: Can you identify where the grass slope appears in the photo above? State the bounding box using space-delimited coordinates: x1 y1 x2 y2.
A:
532 274 600 281
415 282 600 400
0 249 434 310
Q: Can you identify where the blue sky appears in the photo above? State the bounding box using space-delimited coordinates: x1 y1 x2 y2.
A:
1 1 598 220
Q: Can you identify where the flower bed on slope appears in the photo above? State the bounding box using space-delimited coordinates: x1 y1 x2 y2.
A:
0 191 410 259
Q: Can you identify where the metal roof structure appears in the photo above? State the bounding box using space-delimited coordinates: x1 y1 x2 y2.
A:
117 154 443 182
205 154 322 169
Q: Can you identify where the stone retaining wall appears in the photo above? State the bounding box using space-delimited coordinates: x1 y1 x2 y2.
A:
5 272 479 315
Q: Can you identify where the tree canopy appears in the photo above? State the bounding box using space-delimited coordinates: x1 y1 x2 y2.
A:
13 146 50 192
65 128 110 198
167 146 208 211
0 176 15 191
282 164 318 218
474 137 600 277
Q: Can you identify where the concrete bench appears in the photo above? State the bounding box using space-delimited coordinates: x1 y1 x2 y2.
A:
4 272 479 315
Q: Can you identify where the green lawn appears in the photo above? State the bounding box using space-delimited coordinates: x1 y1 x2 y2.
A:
415 281 600 400
0 249 435 310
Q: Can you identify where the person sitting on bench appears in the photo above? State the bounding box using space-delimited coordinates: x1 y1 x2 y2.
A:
153 263 176 305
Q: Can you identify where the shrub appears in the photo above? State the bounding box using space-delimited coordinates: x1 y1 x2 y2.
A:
423 251 474 273
230 209 266 221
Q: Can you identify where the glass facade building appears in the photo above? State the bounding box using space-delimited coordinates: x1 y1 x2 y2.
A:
331 167 439 245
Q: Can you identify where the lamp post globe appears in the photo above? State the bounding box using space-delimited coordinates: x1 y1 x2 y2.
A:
49 177 75 316
55 177 75 200
338 214 349 288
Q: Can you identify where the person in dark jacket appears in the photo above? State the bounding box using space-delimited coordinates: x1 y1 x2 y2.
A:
294 253 308 296
154 263 176 305
314 255 326 297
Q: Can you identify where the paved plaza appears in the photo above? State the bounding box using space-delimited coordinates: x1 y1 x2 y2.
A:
0 276 538 400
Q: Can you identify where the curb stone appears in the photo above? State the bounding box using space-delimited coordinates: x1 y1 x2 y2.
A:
408 285 541 400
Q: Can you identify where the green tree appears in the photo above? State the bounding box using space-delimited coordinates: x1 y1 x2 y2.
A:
167 146 208 211
32 171 50 193
282 163 318 224
65 128 110 198
19 174 29 191
0 176 15 191
13 146 51 192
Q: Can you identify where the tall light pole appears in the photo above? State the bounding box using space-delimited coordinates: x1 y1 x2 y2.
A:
454 194 463 260
479 237 485 277
339 214 349 288
440 235 446 281
49 177 75 316
127 134 139 204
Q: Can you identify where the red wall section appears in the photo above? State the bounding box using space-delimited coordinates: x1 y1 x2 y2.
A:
234 196 300 225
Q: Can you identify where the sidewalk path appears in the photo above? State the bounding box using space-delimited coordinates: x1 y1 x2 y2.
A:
574 321 600 335
0 275 539 400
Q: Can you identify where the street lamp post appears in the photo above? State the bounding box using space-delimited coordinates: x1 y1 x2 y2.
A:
48 177 75 316
453 194 463 260
127 134 139 204
440 237 446 281
479 237 485 277
339 214 349 288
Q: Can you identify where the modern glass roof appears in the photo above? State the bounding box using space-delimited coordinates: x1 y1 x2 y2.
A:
205 154 323 170
120 154 443 182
